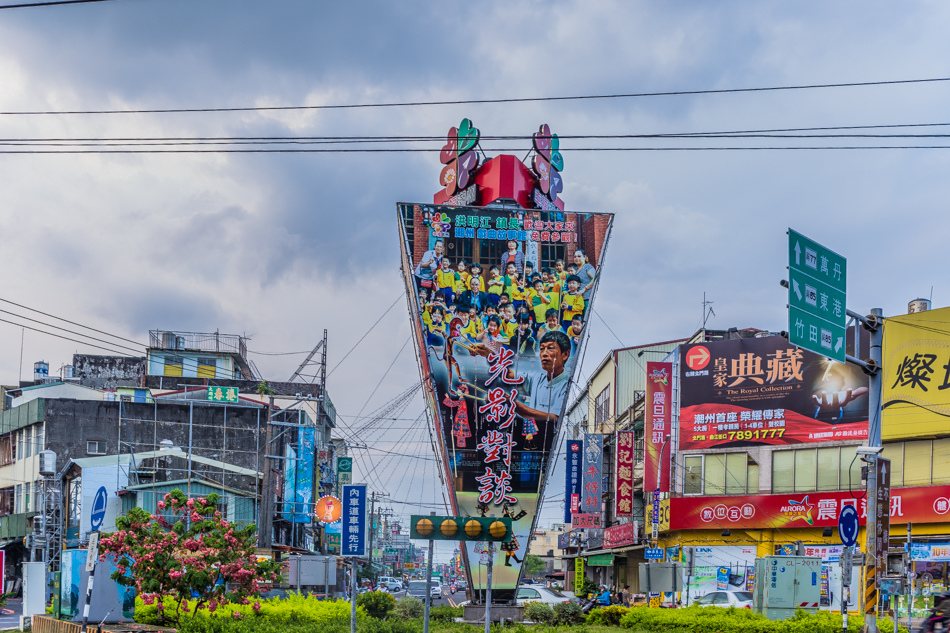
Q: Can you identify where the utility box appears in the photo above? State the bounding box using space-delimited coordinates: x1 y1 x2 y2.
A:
637 562 683 594
753 556 821 620
286 555 337 593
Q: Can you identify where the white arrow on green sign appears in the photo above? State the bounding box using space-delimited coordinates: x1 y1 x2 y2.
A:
787 229 847 363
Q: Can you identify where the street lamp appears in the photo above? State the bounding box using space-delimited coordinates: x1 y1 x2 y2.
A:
652 434 671 544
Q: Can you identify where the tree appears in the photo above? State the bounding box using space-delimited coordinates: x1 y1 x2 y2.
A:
524 554 547 578
98 488 280 627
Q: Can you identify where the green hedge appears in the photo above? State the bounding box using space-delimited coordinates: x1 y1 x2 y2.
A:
619 605 908 633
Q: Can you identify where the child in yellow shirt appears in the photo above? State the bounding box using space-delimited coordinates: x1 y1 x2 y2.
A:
561 275 585 331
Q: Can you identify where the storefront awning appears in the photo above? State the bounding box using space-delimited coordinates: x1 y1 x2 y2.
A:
562 544 645 559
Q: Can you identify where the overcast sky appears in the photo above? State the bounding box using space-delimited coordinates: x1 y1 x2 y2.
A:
2 0 950 561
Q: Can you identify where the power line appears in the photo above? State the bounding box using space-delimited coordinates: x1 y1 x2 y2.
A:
0 0 125 8
3 76 949 116
5 145 950 155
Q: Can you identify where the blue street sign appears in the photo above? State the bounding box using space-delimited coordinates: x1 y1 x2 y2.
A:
838 505 859 547
565 440 582 524
644 548 664 560
342 484 367 557
91 486 108 531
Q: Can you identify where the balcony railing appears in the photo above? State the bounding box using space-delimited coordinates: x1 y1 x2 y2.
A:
149 330 247 360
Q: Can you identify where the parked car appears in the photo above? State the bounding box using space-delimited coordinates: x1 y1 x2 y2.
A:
379 576 403 592
516 586 574 605
694 591 753 609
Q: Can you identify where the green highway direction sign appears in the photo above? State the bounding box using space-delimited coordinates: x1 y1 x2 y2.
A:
787 229 847 363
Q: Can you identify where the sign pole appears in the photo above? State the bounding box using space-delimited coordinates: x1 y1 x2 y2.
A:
907 522 913 632
350 561 357 633
423 512 434 633
484 541 493 633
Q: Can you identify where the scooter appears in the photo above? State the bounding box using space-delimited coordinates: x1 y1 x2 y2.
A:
921 593 950 633
450 585 457 594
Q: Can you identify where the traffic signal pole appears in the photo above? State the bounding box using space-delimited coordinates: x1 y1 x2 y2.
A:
424 512 434 633
484 541 493 633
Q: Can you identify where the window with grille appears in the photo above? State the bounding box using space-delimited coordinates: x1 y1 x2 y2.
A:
594 386 610 430
87 440 108 455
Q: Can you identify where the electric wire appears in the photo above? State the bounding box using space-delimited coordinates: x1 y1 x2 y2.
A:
3 76 949 115
0 0 125 8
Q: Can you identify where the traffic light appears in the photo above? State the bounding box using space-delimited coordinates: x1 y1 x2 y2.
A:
410 515 512 542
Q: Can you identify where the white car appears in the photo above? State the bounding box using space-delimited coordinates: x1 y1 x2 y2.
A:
516 586 574 605
694 591 753 609
379 576 403 592
430 584 442 599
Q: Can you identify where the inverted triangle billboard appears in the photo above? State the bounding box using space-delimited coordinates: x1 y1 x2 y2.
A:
398 201 612 602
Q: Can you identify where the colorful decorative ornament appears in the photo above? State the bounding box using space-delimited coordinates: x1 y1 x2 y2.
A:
531 124 564 202
440 118 481 196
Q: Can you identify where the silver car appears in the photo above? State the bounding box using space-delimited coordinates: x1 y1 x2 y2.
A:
694 591 753 609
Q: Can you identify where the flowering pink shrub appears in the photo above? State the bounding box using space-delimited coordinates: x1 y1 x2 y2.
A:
98 488 279 626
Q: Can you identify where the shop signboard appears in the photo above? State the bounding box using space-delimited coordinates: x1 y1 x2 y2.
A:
670 483 950 529
575 558 584 591
910 544 950 561
571 513 602 529
588 554 614 566
679 335 868 451
882 306 950 441
615 431 635 516
581 434 604 516
603 522 638 549
399 198 612 602
644 362 672 491
565 440 583 523
644 548 663 560
557 531 571 550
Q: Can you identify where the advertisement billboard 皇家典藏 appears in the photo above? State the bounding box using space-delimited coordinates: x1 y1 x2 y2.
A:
398 202 612 602
679 336 868 451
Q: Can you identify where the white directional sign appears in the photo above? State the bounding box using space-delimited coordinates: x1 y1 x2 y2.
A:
787 229 847 363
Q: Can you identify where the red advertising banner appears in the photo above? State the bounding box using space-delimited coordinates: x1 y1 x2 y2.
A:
670 484 950 530
679 336 868 451
604 521 638 548
615 431 634 516
645 362 672 491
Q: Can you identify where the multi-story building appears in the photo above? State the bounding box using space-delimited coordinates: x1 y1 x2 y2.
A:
526 524 568 577
0 328 339 589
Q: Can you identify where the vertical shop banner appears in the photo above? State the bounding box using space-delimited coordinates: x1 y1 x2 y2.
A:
342 484 367 557
679 336 868 450
882 306 950 441
644 362 673 492
575 557 585 593
398 202 612 602
580 434 604 517
565 440 583 523
615 431 634 516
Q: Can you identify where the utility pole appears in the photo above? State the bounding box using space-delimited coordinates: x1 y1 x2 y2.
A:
861 308 884 633
423 512 435 633
368 491 389 583
258 396 275 549
907 522 913 633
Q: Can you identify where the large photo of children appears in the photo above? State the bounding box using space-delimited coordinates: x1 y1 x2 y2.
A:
399 203 612 600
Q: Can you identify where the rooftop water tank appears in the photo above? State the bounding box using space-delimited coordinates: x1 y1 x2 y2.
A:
33 361 49 383
909 298 931 314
